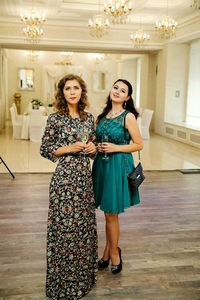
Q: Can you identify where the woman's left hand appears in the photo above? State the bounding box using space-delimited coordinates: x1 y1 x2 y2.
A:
101 142 119 153
85 142 97 155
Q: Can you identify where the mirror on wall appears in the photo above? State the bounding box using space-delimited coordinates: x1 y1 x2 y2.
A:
18 68 34 90
92 71 106 92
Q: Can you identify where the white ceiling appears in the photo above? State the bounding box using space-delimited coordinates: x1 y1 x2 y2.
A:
0 0 200 52
0 0 197 25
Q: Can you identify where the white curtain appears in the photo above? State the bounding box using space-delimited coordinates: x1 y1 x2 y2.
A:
43 65 86 105
0 49 8 130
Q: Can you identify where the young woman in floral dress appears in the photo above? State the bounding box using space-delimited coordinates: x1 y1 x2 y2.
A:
40 74 98 300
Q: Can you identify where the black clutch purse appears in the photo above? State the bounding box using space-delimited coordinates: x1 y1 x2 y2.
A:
124 113 145 191
127 162 145 191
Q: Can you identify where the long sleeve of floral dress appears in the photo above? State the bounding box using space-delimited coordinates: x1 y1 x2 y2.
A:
40 112 96 162
40 114 61 162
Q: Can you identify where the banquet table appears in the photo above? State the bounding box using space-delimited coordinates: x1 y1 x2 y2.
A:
20 108 49 141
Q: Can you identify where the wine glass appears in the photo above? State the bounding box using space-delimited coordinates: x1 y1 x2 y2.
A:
77 127 89 156
101 134 109 160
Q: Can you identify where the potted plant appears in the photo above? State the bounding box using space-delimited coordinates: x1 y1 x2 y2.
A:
31 99 43 109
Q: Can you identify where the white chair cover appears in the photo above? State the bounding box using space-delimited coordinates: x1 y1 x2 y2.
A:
141 109 154 139
9 106 23 139
29 110 48 142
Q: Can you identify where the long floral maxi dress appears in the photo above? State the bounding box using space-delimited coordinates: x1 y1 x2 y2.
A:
40 112 98 300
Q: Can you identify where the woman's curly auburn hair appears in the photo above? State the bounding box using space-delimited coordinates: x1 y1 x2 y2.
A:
55 74 89 120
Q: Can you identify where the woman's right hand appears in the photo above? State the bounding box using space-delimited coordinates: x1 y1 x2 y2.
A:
66 142 86 154
97 143 103 153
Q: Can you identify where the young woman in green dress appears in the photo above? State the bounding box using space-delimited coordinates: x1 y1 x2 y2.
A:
92 79 143 274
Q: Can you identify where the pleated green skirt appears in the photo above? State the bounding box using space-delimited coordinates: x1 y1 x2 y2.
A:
92 152 140 214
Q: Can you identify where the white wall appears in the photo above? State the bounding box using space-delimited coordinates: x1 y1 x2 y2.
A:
139 55 149 109
154 47 167 135
120 58 137 100
154 43 200 148
4 50 145 120
4 51 111 116
3 47 200 148
164 44 189 124
6 50 44 117
187 40 200 126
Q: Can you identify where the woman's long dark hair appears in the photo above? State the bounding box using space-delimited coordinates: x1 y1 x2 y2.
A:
97 79 139 123
55 73 89 120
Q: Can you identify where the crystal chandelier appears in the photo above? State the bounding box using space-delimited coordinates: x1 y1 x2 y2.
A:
130 29 150 48
191 0 200 9
88 14 110 38
88 53 105 64
155 15 177 39
60 52 74 65
21 7 46 43
155 0 177 39
23 25 44 41
104 0 132 24
27 50 40 62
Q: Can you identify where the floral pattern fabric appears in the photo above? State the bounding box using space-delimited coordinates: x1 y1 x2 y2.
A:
40 112 98 300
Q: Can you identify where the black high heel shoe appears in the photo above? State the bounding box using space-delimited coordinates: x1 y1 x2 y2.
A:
111 247 122 274
98 257 110 269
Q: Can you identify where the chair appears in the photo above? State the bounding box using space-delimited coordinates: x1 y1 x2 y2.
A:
29 111 48 142
140 109 154 139
12 103 23 121
28 102 33 113
137 107 143 117
9 106 23 139
12 102 18 115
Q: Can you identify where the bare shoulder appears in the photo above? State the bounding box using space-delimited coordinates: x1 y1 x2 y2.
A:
126 112 137 122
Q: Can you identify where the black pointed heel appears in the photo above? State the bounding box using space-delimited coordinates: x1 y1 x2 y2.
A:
111 247 122 274
98 257 110 269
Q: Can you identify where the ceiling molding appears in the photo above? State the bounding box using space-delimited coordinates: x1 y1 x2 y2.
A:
0 0 200 52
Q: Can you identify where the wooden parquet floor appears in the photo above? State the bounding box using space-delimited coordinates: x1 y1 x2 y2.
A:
0 171 200 300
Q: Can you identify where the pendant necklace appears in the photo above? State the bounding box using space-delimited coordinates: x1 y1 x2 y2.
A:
108 109 124 119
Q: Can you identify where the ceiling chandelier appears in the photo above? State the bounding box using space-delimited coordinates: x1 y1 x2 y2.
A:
26 50 40 62
104 0 132 24
155 0 177 39
88 53 105 64
55 52 74 65
21 7 46 42
191 0 200 9
130 29 150 48
88 14 110 38
23 25 44 41
155 15 177 39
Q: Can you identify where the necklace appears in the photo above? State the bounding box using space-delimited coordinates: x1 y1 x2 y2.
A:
107 109 124 119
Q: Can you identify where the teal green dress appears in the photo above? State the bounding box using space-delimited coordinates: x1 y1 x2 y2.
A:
92 111 140 214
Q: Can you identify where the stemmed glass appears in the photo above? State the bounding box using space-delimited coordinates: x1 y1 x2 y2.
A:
77 127 89 156
101 134 109 160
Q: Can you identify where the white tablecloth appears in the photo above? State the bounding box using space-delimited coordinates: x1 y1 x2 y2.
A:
21 115 30 139
20 110 48 141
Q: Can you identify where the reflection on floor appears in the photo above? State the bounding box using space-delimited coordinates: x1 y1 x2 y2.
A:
0 125 200 173
0 172 200 299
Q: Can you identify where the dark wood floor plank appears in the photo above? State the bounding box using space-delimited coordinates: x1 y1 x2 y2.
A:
0 172 200 299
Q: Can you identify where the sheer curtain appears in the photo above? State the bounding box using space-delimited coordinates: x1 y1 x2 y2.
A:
0 49 8 130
